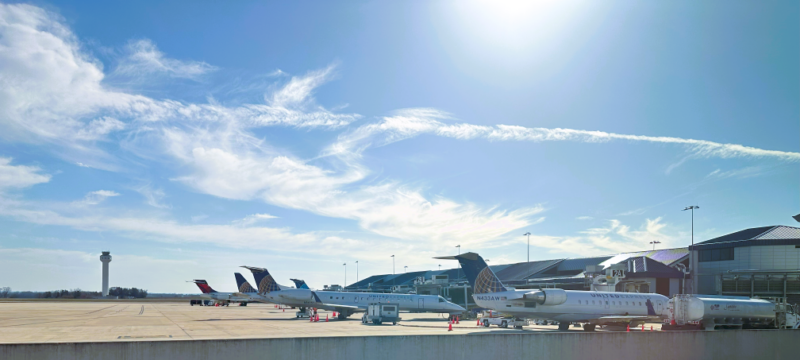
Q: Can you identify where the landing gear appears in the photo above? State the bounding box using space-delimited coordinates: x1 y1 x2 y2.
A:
583 324 596 332
338 310 353 320
558 322 570 331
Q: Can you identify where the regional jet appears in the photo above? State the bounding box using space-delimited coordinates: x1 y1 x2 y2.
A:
190 279 251 306
437 252 669 331
240 266 465 319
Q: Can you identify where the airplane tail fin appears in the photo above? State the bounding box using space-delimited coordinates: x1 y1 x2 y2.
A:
235 273 256 293
434 252 507 294
192 279 216 294
290 278 309 289
241 266 280 293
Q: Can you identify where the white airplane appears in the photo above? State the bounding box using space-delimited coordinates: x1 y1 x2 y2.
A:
190 279 252 306
239 266 466 319
437 252 669 331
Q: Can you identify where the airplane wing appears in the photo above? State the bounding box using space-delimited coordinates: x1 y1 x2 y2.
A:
593 315 662 325
313 303 365 313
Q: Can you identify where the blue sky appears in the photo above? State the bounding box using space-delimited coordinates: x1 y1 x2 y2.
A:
0 1 797 293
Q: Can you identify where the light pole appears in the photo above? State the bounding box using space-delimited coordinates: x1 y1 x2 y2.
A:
343 263 346 290
523 232 531 262
438 264 441 270
683 205 699 294
455 245 461 283
649 241 661 251
391 255 395 274
355 261 359 283
404 266 408 273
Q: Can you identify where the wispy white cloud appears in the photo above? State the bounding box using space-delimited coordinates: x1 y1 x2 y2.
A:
576 216 593 220
234 213 278 226
114 39 217 79
72 190 120 206
526 217 676 256
134 184 169 209
0 4 358 166
0 157 51 190
327 108 800 163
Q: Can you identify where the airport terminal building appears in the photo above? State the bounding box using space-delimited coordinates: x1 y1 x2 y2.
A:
343 224 800 308
690 225 800 304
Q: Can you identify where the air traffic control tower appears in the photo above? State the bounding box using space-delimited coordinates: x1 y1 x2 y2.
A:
100 251 112 296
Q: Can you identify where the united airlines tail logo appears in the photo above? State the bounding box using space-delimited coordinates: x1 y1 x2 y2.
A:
258 275 280 294
239 282 255 293
474 268 506 294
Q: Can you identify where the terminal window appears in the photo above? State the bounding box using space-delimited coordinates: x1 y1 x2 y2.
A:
699 248 734 262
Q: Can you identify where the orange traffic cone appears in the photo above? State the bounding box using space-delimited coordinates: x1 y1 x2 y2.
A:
316 314 320 322
448 322 453 331
626 324 630 332
282 308 285 312
477 318 481 327
650 326 653 331
456 316 460 324
670 319 677 326
274 305 277 308
326 315 329 322
641 324 645 331
333 311 337 317
310 315 313 322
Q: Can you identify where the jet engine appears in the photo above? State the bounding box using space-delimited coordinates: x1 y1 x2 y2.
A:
524 289 567 306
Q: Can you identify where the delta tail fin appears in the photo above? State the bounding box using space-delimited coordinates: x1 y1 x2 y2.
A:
434 252 507 294
192 279 217 294
290 278 309 289
235 273 257 293
241 266 281 294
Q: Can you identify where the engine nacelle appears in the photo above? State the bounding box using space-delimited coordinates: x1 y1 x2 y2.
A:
524 289 567 306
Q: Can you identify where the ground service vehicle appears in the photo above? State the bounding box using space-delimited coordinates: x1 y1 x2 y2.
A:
362 303 400 325
483 316 526 329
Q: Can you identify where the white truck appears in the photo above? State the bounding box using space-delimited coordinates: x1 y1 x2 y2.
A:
362 302 400 325
482 316 527 329
663 294 800 331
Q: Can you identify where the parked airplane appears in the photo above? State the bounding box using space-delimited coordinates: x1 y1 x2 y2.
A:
190 279 251 306
437 252 669 331
240 266 466 319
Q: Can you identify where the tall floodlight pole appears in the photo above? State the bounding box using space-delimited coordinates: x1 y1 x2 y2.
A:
683 205 699 294
391 255 395 274
343 263 347 290
355 261 359 283
404 266 408 273
439 264 441 270
523 232 531 262
650 241 661 251
455 245 463 284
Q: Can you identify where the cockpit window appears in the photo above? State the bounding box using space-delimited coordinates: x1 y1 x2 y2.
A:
438 296 445 303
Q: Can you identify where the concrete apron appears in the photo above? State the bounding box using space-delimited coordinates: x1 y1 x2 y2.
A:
1 330 798 360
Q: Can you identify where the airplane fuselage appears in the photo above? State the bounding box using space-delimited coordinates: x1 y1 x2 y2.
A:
475 290 669 323
316 291 464 314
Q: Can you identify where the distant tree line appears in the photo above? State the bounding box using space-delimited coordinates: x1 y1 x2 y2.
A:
108 287 148 298
38 289 100 299
0 287 150 299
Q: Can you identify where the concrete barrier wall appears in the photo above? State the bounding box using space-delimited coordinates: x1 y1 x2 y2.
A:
2 330 799 360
